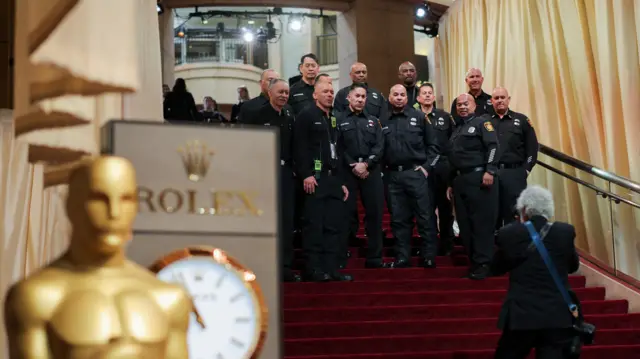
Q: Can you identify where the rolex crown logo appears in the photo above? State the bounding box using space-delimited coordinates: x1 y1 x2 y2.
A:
177 140 215 182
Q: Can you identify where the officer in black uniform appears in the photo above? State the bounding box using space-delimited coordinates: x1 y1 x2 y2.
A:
381 84 440 268
334 62 387 119
398 62 422 108
336 83 387 268
490 87 539 226
251 79 301 283
416 83 456 255
237 69 279 124
288 53 321 116
447 93 500 280
293 79 352 282
450 68 493 124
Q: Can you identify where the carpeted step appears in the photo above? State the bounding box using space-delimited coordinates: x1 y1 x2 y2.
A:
284 287 606 309
334 267 469 280
283 329 640 356
283 276 587 295
284 300 629 323
284 313 640 339
283 344 640 359
293 256 468 269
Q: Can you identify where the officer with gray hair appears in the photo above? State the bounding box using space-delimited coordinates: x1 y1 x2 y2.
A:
491 185 580 358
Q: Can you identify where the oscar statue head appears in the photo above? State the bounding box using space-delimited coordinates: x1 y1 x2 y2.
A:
66 156 138 257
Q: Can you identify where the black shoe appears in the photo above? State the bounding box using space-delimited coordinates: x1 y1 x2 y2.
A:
364 260 392 269
468 264 490 280
438 238 454 256
303 270 331 282
390 260 412 268
283 269 301 282
329 272 354 281
420 258 437 269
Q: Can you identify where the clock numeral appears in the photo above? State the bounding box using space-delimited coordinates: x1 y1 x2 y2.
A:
230 293 245 303
235 317 250 324
216 274 226 288
230 337 245 348
171 271 187 285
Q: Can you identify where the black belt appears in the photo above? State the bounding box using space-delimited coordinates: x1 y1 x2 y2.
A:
456 166 485 175
387 164 419 172
499 163 522 169
316 168 338 176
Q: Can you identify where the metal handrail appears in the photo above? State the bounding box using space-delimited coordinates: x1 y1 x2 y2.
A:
539 144 640 194
537 160 640 210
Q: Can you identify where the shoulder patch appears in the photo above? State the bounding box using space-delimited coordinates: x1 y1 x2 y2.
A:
527 118 533 127
483 122 495 132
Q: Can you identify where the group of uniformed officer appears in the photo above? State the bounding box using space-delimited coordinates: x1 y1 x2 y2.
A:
238 54 539 282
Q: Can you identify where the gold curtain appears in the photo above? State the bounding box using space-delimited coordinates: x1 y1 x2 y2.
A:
1 0 164 356
437 0 640 278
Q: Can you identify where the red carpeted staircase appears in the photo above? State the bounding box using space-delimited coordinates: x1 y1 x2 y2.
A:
284 203 640 358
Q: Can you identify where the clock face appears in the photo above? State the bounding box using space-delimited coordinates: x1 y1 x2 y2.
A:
156 254 264 359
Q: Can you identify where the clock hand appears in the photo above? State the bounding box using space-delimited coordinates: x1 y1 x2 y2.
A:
192 301 206 329
173 271 207 329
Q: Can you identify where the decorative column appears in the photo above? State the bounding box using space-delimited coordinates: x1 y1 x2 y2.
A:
158 7 175 86
337 0 415 93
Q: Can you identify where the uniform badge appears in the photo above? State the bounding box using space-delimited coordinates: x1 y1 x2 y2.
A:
468 127 475 134
484 122 495 132
514 119 521 126
438 117 445 126
372 93 378 99
487 99 493 105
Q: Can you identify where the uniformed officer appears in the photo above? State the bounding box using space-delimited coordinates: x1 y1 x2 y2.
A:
288 53 320 116
447 93 500 280
398 62 422 108
381 84 440 268
237 69 279 124
450 68 494 123
490 87 539 226
337 83 387 268
334 62 387 119
251 79 300 282
293 79 352 282
416 83 455 255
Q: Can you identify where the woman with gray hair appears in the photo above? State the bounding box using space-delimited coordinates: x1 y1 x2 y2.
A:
491 185 581 358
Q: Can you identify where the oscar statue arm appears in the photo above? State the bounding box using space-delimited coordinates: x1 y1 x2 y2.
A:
4 282 52 359
164 288 194 359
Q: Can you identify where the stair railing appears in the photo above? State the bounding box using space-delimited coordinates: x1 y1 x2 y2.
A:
536 144 640 287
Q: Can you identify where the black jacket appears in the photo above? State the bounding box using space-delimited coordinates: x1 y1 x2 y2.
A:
491 216 580 331
336 110 384 170
334 84 387 120
237 94 270 124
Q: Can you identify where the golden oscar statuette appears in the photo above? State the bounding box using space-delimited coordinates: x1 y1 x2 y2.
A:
150 246 268 359
3 156 194 359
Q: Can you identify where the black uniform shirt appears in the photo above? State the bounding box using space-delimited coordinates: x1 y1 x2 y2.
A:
237 93 269 124
422 107 455 159
334 84 388 120
448 114 500 176
491 110 539 172
293 105 340 179
380 107 440 171
288 80 315 116
336 110 384 169
451 90 494 124
255 103 295 163
405 84 419 108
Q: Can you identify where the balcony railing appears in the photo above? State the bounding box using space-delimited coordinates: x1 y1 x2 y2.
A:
174 35 269 69
316 34 338 66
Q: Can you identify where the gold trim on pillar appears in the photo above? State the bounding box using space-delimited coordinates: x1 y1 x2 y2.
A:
149 246 269 359
14 108 90 137
29 63 136 104
28 0 80 54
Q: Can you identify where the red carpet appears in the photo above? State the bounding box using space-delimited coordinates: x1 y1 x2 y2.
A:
284 206 640 358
